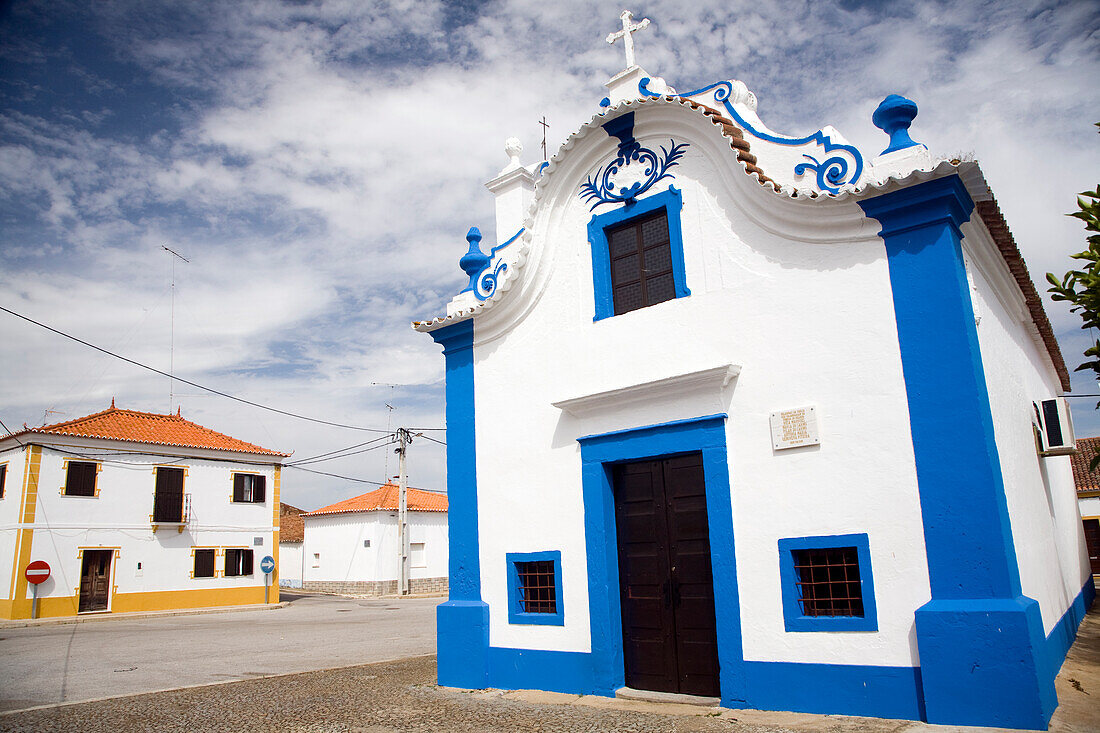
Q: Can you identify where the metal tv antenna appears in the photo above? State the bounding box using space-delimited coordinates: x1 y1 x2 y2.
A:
162 245 190 411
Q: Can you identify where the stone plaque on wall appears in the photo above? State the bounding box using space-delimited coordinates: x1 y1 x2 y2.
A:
769 406 819 450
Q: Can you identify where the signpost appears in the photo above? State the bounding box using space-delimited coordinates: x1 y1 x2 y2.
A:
25 560 50 619
260 555 275 604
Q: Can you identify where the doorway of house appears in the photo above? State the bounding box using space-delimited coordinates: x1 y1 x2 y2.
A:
79 549 113 612
612 452 720 697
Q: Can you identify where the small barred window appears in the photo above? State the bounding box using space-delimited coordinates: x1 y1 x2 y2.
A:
515 560 557 614
792 546 864 617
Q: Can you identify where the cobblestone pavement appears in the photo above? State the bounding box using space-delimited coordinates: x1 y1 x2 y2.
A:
2 603 1097 733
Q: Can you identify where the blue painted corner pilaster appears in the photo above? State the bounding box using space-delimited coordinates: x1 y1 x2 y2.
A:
430 319 489 688
860 176 1054 729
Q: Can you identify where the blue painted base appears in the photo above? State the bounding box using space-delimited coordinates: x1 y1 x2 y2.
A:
915 596 1055 730
740 661 923 720
437 600 490 689
1043 577 1096 682
487 647 596 694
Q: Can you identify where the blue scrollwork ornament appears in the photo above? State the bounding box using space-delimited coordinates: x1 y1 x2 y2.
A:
579 138 689 211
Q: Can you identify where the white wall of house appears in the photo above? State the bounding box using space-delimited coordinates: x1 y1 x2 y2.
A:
279 541 303 587
470 106 933 665
962 224 1092 633
1081 496 1100 519
302 510 448 583
1 439 279 615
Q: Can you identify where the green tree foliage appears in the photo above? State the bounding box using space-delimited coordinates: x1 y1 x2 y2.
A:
1046 123 1100 467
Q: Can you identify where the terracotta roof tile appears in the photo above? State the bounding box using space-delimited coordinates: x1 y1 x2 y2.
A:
303 483 448 516
974 198 1071 392
280 503 305 542
7 404 288 457
1071 436 1100 496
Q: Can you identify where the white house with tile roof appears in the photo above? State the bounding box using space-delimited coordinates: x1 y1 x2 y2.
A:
413 13 1093 731
0 403 288 619
299 482 447 596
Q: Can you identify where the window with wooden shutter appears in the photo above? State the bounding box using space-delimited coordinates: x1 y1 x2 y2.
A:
153 467 184 522
233 474 266 503
225 548 254 576
64 461 98 496
193 549 215 578
0 464 6 499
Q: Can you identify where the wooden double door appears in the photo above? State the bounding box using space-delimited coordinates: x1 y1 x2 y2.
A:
79 550 113 612
612 453 721 697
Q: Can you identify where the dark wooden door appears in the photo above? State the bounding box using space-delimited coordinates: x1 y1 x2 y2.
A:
613 453 720 697
79 550 113 612
1084 518 1100 576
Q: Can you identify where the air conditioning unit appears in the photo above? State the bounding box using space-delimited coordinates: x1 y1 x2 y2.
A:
1036 397 1076 456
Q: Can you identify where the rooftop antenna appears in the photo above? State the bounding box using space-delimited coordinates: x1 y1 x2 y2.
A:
371 382 399 479
162 244 190 412
539 116 549 162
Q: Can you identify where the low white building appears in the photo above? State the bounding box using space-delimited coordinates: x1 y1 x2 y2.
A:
300 482 447 596
413 15 1092 731
0 403 288 619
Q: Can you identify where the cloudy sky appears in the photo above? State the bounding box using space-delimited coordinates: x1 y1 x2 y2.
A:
1 0 1098 510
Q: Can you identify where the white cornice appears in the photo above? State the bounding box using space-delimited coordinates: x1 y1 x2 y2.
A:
553 364 741 418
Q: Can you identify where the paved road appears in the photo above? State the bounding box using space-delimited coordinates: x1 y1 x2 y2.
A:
0 592 438 712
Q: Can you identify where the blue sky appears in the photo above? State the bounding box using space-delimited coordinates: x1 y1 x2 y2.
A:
1 0 1098 510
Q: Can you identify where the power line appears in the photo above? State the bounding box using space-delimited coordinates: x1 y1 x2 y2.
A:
285 434 395 465
288 438 397 467
0 304 404 433
416 433 447 447
0 416 25 447
286 464 438 493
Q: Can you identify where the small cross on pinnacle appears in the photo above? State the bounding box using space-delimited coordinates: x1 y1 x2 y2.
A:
538 116 549 161
606 9 650 69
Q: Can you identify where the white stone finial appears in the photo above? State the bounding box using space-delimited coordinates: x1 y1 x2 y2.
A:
606 10 650 69
505 137 522 164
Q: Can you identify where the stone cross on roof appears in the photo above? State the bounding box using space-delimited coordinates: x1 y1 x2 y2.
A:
606 9 650 69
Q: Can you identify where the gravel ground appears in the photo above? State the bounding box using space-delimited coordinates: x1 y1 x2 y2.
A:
0 654 907 733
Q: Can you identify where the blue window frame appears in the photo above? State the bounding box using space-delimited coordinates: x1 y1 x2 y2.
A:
506 550 564 625
778 533 878 632
586 185 690 321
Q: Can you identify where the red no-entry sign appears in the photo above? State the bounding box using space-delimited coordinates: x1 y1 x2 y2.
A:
25 560 50 585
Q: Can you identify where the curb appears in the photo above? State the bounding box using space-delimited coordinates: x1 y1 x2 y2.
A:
0 601 289 629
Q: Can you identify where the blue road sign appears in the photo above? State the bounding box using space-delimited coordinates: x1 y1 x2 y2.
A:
260 555 275 574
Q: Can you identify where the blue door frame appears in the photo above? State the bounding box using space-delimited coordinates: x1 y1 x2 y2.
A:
577 413 746 705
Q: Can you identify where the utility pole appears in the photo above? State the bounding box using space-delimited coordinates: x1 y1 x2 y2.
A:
395 427 411 595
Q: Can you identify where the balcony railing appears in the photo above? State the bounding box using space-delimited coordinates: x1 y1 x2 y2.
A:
150 492 191 533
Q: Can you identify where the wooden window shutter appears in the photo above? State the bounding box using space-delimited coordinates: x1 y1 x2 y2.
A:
66 462 96 496
0 464 6 498
254 476 266 503
233 474 246 502
242 549 254 576
225 549 239 577
194 549 215 578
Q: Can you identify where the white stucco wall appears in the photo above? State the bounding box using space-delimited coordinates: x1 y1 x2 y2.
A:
469 104 932 666
962 223 1092 634
279 541 303 586
302 511 447 583
1 441 278 609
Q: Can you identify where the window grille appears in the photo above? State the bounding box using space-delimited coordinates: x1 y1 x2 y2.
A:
515 560 557 614
792 546 864 617
194 549 215 578
606 210 675 315
65 461 98 496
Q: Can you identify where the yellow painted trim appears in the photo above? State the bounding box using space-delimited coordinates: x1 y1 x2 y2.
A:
10 586 267 619
1083 515 1100 521
6 445 42 619
271 465 280 602
60 457 102 497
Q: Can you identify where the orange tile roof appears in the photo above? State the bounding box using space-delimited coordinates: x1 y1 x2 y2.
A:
7 404 288 457
1071 437 1100 496
303 483 448 516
